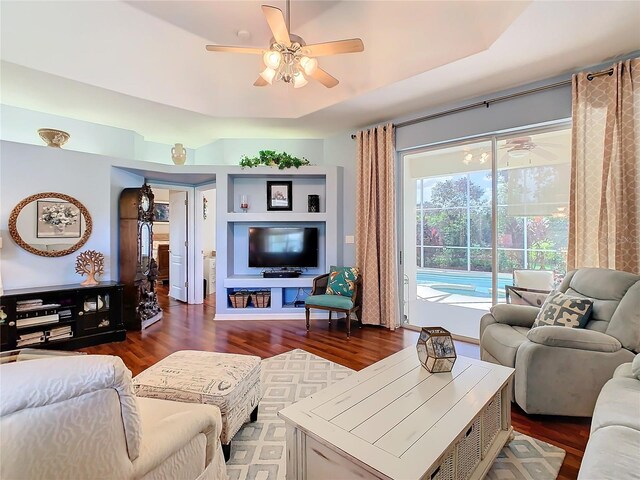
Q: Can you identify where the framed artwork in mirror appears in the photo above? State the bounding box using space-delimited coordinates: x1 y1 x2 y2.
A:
8 192 92 257
153 202 169 223
267 181 292 211
36 200 82 238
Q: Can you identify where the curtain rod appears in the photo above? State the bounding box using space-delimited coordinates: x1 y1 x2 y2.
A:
349 65 616 139
586 67 614 81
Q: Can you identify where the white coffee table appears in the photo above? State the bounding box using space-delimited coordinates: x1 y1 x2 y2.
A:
279 346 514 480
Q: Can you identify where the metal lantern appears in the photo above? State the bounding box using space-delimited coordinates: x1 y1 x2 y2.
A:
416 327 457 373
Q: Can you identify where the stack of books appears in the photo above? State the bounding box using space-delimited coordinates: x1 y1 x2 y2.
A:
46 325 73 342
16 299 61 328
16 331 45 348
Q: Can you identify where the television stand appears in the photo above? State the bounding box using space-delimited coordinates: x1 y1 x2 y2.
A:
263 270 301 279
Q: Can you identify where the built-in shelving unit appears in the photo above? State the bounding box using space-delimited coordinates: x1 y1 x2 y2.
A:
215 166 342 320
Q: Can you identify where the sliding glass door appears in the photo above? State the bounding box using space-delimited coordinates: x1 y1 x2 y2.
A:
401 126 570 339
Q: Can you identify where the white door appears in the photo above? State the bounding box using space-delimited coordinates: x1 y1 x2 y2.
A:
169 191 188 302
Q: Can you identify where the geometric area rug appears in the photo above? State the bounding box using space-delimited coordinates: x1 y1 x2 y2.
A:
226 349 565 480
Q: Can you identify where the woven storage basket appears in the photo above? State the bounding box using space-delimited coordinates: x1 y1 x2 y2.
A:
229 291 250 308
481 392 502 458
455 417 481 480
252 290 271 308
427 448 455 480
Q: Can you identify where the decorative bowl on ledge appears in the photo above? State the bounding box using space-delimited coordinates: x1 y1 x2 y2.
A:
38 128 70 148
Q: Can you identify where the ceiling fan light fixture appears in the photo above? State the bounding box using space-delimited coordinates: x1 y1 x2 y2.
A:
300 56 318 76
205 3 364 89
260 67 277 84
508 149 528 158
263 50 282 69
293 72 308 89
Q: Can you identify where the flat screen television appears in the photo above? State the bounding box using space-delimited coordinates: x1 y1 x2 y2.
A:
248 227 319 268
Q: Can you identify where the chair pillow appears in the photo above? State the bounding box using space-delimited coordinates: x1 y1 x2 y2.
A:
326 266 360 297
532 291 593 329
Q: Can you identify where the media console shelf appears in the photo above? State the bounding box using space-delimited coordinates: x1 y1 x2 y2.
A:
224 275 316 288
0 282 126 352
215 166 343 320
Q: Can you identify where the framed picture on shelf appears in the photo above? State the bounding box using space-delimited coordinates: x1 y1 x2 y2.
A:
153 202 170 223
267 181 293 211
36 200 82 238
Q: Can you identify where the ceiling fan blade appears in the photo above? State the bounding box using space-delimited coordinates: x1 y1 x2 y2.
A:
533 148 558 161
310 68 339 88
206 45 263 55
262 5 290 46
303 38 364 57
254 76 269 87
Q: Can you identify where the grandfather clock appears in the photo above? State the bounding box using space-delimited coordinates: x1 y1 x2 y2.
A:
119 183 163 330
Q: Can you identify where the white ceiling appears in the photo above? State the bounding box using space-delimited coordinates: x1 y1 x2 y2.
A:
1 1 639 147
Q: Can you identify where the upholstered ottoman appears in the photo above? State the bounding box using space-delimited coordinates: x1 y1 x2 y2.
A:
133 350 262 460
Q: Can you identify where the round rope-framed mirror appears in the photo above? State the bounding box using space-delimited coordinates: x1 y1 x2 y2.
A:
8 192 93 257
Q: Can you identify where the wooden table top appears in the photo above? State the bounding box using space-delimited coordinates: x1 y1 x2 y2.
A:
279 346 514 479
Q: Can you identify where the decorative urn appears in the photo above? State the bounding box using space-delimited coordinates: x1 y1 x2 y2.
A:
171 143 187 165
416 326 457 373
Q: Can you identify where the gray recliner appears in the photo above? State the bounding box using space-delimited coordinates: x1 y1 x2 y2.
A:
480 268 640 417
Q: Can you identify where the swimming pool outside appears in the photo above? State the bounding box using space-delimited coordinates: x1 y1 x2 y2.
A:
416 269 511 298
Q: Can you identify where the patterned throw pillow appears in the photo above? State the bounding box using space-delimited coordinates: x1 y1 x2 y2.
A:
325 266 360 297
532 291 593 329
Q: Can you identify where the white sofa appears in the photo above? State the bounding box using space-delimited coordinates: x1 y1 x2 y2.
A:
578 356 640 480
0 355 227 480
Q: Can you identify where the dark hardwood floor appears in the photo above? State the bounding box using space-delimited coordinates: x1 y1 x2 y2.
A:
82 286 590 479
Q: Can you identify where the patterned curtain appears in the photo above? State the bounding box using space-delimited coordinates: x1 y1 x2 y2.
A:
355 123 399 329
567 58 640 274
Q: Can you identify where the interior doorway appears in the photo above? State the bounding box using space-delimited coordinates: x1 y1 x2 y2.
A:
150 186 189 305
149 183 217 310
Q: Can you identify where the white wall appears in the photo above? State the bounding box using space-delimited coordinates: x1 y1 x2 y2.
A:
195 138 323 166
1 141 143 289
0 66 595 289
0 104 195 165
322 132 356 266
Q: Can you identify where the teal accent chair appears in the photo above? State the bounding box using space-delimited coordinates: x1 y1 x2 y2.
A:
305 273 363 338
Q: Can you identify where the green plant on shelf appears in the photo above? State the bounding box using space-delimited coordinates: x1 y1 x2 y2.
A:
239 150 310 170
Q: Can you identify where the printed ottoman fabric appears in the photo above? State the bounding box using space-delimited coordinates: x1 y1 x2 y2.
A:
533 291 593 329
133 350 262 444
326 266 360 297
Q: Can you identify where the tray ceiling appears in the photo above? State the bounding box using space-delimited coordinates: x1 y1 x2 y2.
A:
1 1 638 146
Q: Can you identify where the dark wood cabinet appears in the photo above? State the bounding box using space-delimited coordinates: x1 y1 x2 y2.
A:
0 282 125 352
119 184 162 330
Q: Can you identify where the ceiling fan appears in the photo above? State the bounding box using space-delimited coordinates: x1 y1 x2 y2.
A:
499 136 561 162
205 0 364 89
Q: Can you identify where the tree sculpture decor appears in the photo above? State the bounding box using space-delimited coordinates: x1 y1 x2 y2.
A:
239 150 310 170
75 250 105 286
